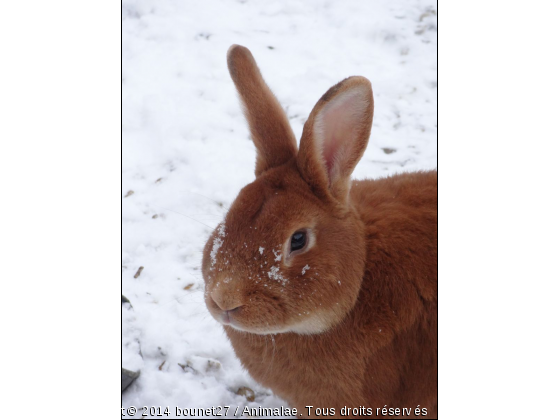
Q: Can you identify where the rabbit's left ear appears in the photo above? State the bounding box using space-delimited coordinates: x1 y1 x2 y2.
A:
297 77 373 204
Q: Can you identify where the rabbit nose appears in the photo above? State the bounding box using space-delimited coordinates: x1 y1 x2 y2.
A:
210 288 243 312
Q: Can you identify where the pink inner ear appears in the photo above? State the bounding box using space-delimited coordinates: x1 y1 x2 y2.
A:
322 131 340 176
316 89 366 183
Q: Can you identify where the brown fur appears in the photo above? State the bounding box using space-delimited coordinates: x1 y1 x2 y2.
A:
201 45 437 418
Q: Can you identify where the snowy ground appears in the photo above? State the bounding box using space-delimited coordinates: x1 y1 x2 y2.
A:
122 0 437 418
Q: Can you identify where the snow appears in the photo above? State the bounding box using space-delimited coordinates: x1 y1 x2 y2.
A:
122 0 436 418
273 248 283 262
267 265 288 286
122 301 143 373
210 223 226 268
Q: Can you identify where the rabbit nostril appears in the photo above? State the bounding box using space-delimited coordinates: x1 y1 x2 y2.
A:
210 294 222 310
210 288 243 313
210 290 243 312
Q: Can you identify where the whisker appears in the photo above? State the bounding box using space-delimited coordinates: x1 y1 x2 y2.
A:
183 271 203 282
156 207 215 229
180 191 232 213
183 191 226 207
180 214 224 218
158 290 206 307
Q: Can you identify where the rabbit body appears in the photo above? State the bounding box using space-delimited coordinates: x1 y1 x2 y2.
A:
202 45 437 418
226 173 437 417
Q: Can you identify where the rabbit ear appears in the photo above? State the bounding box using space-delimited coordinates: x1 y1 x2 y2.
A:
297 77 373 203
227 45 297 176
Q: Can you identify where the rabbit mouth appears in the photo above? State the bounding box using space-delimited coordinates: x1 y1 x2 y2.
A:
209 302 334 335
208 304 287 335
206 299 287 334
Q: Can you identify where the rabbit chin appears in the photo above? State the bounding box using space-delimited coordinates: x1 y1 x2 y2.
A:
225 311 337 336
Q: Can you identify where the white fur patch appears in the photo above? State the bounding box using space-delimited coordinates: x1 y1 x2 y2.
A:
287 311 334 334
210 223 226 268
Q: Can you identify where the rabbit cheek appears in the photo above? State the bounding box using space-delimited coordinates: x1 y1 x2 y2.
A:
283 289 350 334
230 290 291 334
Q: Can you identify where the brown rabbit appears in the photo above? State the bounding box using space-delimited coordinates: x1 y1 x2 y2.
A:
202 45 437 419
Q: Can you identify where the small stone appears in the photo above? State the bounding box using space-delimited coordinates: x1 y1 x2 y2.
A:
206 360 221 372
121 368 140 393
124 190 134 197
236 386 256 402
134 266 144 279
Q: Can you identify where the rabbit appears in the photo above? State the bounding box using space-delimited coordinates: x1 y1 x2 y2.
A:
201 45 437 419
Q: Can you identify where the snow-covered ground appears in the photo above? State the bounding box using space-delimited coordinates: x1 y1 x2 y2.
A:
122 0 437 417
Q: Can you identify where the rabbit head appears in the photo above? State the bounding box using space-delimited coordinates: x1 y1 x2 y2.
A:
202 45 373 335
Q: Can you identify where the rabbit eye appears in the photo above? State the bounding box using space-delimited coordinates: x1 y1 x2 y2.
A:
290 231 307 252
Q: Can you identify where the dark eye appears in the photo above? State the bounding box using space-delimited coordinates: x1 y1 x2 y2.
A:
290 231 307 252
